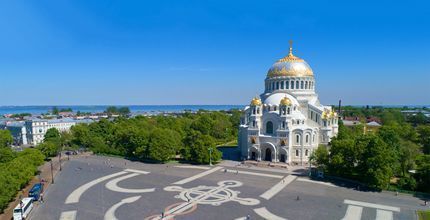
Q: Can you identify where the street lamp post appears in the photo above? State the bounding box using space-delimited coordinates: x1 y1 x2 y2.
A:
208 147 213 166
59 152 62 171
50 159 54 184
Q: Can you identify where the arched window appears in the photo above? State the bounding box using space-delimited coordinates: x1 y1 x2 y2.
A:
266 121 274 134
296 81 299 89
252 120 256 127
306 134 309 143
282 121 286 128
305 149 309 156
286 80 290 89
305 81 308 89
313 134 316 142
296 149 299 157
296 134 300 144
281 81 284 89
301 81 304 89
291 81 294 89
257 108 260 114
274 106 277 111
272 82 275 90
253 108 256 114
287 108 291 114
276 81 279 90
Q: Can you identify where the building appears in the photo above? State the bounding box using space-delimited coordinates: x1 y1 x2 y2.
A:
238 42 338 165
0 121 28 146
25 118 76 145
401 109 430 118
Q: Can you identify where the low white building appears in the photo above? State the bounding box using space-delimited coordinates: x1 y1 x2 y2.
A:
25 118 76 145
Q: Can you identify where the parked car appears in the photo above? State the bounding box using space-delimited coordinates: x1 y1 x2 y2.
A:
28 183 43 201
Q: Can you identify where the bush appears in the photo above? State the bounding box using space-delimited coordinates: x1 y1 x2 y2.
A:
397 176 417 191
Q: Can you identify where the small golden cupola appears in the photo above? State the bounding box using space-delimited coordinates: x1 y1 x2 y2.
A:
280 96 292 106
250 97 262 106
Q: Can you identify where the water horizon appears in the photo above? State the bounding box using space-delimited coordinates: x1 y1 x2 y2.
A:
0 104 428 115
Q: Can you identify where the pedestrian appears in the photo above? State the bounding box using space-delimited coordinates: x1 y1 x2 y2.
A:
161 212 164 218
236 170 239 175
246 214 250 220
296 195 300 201
396 191 398 196
40 193 44 203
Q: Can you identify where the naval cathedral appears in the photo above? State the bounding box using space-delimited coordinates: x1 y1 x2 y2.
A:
238 42 338 165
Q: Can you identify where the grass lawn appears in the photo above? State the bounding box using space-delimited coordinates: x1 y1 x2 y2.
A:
418 210 430 220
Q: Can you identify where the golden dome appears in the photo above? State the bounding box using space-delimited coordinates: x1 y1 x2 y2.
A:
267 41 313 78
322 110 329 119
330 110 337 118
280 96 292 106
250 97 262 106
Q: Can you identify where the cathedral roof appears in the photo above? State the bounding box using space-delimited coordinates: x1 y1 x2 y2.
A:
267 41 313 78
263 93 298 106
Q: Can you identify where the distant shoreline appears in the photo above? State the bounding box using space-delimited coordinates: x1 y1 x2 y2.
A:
0 104 428 115
0 105 244 115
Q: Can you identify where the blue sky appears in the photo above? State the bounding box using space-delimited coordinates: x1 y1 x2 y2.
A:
0 0 429 105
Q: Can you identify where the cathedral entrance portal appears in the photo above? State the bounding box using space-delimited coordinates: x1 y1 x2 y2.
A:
280 154 286 163
251 152 256 160
265 148 272 161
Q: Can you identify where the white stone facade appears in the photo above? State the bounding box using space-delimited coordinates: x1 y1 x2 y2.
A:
25 119 76 145
238 45 338 165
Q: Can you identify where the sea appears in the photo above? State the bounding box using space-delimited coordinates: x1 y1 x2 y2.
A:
0 105 245 115
0 105 428 116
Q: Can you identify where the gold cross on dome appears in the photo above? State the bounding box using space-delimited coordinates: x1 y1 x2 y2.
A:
289 40 293 55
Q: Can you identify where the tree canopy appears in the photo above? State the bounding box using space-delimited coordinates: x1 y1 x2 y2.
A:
68 111 236 164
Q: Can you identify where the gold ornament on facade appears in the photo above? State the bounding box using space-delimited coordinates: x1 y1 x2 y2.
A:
250 97 262 106
280 96 292 106
280 139 288 146
250 136 257 144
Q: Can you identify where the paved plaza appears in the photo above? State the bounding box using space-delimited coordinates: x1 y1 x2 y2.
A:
29 155 426 220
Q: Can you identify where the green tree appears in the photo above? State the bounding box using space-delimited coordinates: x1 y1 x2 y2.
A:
182 131 222 164
147 128 181 162
417 125 430 154
37 141 58 157
71 124 92 148
44 128 61 143
52 106 59 115
0 147 15 163
310 145 329 168
0 130 13 148
328 138 357 176
357 135 395 190
415 155 430 193
398 140 420 176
